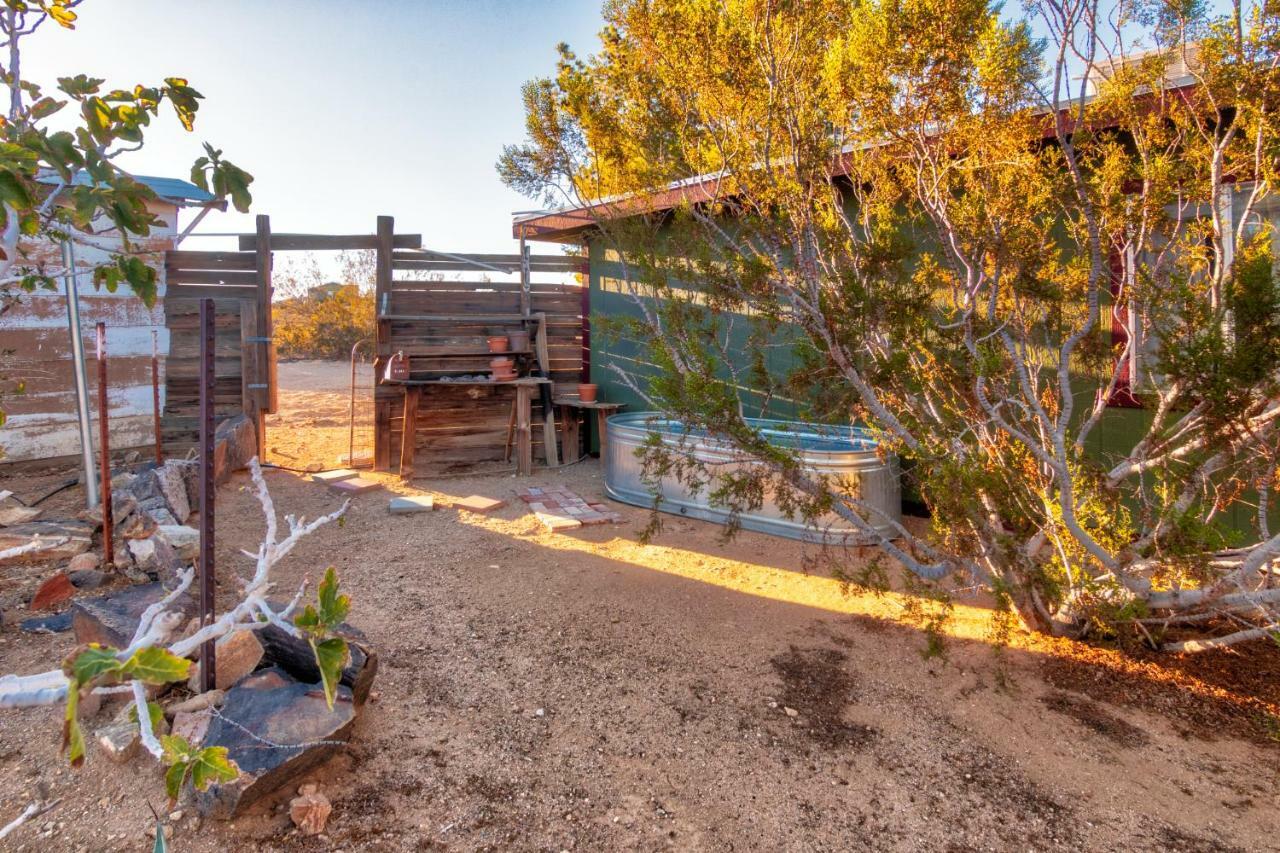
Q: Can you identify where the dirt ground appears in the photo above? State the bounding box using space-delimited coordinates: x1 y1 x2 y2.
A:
0 359 1277 852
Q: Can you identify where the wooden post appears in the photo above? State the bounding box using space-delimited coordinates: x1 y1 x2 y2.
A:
95 323 114 566
399 386 419 480
533 315 559 467
252 214 272 457
519 236 531 319
151 329 164 464
198 298 217 693
579 257 591 383
561 404 580 464
374 216 394 471
516 384 533 476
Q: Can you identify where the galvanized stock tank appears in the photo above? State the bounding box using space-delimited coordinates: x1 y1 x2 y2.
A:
604 412 901 544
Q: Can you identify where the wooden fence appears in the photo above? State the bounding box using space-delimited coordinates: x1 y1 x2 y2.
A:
161 215 274 453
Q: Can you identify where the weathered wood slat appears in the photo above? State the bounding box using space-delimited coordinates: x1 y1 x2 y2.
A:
165 251 257 270
238 232 421 251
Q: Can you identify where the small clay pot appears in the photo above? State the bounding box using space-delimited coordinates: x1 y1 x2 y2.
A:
487 336 510 353
491 370 517 382
507 330 531 351
578 383 598 403
489 356 514 370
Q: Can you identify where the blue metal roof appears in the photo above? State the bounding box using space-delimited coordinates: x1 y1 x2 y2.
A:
36 170 218 205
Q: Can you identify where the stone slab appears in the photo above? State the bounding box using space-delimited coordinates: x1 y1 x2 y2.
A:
311 469 358 485
535 511 582 532
388 495 435 514
30 571 76 610
451 495 506 513
195 667 357 819
71 583 197 649
329 477 381 495
0 521 94 564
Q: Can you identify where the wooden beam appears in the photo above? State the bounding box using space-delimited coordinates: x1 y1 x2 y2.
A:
237 232 422 251
166 283 258 301
166 269 259 286
165 250 257 270
256 214 275 419
400 385 420 480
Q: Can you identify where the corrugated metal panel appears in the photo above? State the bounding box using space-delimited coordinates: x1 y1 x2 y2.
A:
36 171 216 204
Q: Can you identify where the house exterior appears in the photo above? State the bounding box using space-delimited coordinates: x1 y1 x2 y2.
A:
0 175 222 464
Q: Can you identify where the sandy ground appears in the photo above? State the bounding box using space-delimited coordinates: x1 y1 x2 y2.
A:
0 360 1277 852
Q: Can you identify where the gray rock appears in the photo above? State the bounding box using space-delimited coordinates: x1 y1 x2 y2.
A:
258 617 378 707
195 668 356 818
71 583 197 649
19 612 73 634
68 569 108 590
156 462 192 523
156 525 199 562
214 415 257 485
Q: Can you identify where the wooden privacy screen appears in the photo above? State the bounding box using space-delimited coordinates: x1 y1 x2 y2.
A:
374 244 588 473
161 215 274 453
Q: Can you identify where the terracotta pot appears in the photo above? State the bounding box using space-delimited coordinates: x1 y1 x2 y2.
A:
489 356 514 370
507 330 531 351
487 336 510 353
578 383 598 403
491 370 517 382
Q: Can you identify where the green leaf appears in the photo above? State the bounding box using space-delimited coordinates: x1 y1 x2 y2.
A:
62 688 85 767
68 644 124 687
310 636 349 710
0 171 33 208
123 646 192 685
129 700 166 732
163 759 188 804
188 746 237 791
316 567 350 629
28 96 66 120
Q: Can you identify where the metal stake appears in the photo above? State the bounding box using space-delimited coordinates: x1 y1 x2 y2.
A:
61 241 99 508
151 330 164 464
95 323 114 565
198 298 216 692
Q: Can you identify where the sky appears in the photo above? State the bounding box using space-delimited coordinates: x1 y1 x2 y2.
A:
23 0 605 259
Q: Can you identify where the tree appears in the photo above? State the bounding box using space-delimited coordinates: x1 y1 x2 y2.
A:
0 0 253 442
500 0 1280 650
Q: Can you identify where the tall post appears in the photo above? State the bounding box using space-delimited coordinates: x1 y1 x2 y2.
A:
198 298 217 692
61 241 99 508
519 235 531 319
579 257 591 384
95 323 114 566
373 215 394 471
151 329 164 464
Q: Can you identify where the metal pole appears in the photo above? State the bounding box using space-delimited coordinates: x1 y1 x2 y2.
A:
349 339 367 467
151 330 164 463
198 298 216 692
61 241 99 508
95 323 114 566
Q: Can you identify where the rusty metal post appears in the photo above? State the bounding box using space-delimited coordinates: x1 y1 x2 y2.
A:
151 329 164 464
95 322 114 565
198 298 216 692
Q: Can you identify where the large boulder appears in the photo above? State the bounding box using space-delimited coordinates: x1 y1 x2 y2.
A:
214 415 257 485
154 462 192 523
195 667 356 818
71 583 197 649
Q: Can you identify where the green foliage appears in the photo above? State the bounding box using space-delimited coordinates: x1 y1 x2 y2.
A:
295 567 351 709
160 734 238 805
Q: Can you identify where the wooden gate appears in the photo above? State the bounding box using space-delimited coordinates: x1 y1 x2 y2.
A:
161 214 274 454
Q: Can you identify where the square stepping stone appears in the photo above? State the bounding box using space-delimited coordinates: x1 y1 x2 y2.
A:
536 511 582 532
330 477 381 495
388 495 435 514
452 495 506 513
312 469 358 485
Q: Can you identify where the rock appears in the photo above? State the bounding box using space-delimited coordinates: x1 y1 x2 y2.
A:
155 462 192 523
96 721 139 763
68 552 100 573
0 521 94 564
289 785 332 835
30 572 76 610
127 536 183 581
19 612 73 634
213 415 257 485
311 470 358 485
137 497 179 528
167 690 225 716
71 583 197 649
156 525 200 562
171 709 212 745
122 469 163 505
257 619 378 707
68 569 107 590
188 629 264 692
783 706 799 717
195 668 356 819
0 504 41 526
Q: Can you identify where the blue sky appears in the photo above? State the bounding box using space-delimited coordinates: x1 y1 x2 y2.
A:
24 0 604 256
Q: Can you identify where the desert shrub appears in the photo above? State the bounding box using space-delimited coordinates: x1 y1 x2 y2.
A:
274 284 374 361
